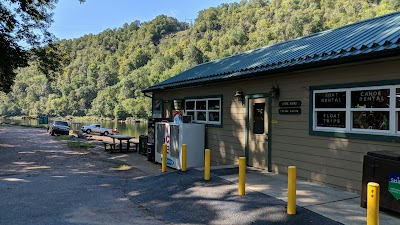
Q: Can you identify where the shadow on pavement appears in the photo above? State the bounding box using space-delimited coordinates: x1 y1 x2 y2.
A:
123 169 343 225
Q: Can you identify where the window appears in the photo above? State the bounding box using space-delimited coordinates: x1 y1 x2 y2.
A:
54 121 68 126
397 88 400 132
314 91 346 129
253 103 265 134
185 97 221 125
312 84 400 137
153 99 162 118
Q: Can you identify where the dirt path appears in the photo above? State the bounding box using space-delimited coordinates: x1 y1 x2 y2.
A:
0 125 148 177
0 125 163 225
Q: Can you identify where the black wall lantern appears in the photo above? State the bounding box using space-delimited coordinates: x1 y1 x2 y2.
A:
234 89 244 105
270 83 280 99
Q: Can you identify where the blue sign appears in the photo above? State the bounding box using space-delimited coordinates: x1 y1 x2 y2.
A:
389 173 400 200
167 158 175 166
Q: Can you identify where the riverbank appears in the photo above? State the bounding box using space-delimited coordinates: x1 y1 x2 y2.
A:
0 117 148 137
0 120 46 128
4 115 145 123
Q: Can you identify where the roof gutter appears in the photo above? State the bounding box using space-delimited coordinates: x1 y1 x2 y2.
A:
143 92 152 98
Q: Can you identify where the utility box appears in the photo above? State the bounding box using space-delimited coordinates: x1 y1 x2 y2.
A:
361 151 400 214
38 115 48 124
147 144 155 162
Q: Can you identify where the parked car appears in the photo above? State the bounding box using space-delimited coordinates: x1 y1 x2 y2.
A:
48 120 70 136
81 124 112 136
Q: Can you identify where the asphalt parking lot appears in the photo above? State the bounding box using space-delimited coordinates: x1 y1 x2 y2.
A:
122 169 342 225
0 125 343 224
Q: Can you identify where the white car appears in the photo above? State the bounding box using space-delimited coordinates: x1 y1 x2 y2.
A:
81 124 112 136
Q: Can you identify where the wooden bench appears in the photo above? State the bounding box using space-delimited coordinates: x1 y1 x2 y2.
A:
86 135 95 141
128 140 139 152
102 141 116 151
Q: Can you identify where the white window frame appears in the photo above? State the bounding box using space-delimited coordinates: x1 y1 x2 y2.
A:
313 85 400 136
313 88 347 133
185 98 221 125
396 87 400 134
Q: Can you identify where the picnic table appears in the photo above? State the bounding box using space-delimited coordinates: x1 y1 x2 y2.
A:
103 135 137 153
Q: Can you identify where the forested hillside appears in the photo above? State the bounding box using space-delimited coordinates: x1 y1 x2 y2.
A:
1 0 399 120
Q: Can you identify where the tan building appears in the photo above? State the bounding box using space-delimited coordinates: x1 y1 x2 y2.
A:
143 12 400 193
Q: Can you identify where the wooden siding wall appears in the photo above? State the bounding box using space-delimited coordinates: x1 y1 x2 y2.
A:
153 57 400 192
154 85 247 166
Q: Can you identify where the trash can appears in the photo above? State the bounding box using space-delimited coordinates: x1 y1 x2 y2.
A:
139 135 148 155
361 150 400 214
147 144 155 162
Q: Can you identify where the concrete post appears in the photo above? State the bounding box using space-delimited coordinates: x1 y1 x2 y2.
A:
367 182 380 225
287 166 296 215
162 144 167 173
204 149 210 181
238 157 246 195
182 144 187 172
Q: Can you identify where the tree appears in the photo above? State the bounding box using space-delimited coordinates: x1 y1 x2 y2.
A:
0 0 83 93
2 0 399 119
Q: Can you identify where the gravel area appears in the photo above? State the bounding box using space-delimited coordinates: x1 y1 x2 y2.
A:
0 125 163 225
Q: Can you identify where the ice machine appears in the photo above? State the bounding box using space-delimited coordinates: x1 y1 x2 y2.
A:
155 122 205 169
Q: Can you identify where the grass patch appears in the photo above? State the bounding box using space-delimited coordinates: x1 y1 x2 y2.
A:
57 135 95 149
66 141 95 149
116 164 134 171
57 135 72 141
97 158 134 170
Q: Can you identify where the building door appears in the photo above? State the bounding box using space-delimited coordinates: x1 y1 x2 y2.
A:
247 97 270 170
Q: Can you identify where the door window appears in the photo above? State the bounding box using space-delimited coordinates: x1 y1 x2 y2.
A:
253 103 265 134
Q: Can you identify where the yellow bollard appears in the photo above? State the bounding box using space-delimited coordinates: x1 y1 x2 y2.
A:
367 182 380 225
182 144 187 172
162 144 167 173
204 149 210 181
238 157 246 195
287 166 296 215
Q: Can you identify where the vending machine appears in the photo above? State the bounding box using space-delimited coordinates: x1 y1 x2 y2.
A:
147 118 173 145
155 122 205 169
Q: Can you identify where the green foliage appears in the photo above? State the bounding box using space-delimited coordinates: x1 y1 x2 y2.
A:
0 0 80 93
1 0 399 119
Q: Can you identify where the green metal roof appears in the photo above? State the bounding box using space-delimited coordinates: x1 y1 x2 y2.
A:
144 12 400 92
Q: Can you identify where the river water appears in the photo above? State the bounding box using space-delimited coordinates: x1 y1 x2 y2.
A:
0 118 148 137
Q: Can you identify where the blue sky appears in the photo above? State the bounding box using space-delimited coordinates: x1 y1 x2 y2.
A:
49 0 240 40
